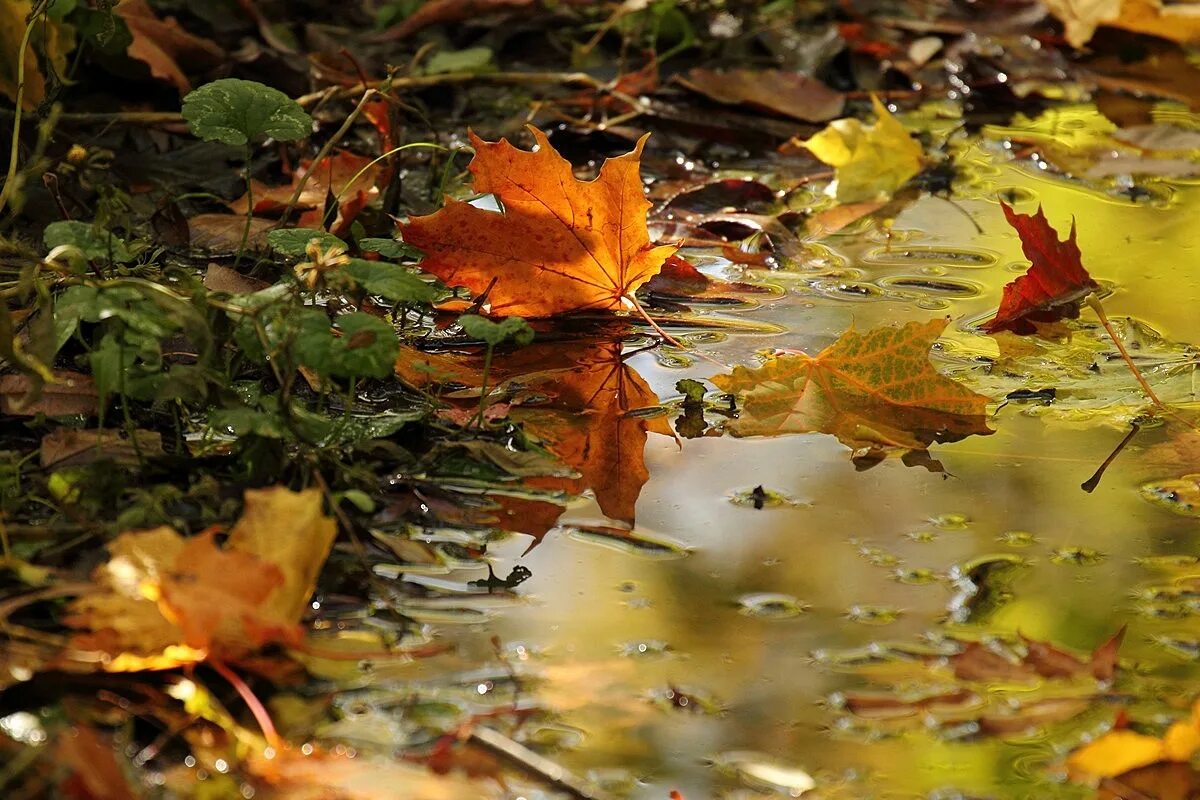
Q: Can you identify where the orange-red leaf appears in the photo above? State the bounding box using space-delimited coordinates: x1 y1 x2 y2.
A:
711 319 991 464
984 201 1100 334
399 126 677 317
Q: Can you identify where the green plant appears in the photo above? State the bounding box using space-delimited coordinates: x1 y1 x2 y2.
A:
457 315 534 426
181 79 312 263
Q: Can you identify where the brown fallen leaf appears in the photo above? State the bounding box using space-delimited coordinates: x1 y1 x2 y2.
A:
1046 0 1200 48
0 371 96 417
677 68 845 123
40 428 163 469
203 263 272 295
188 214 273 254
400 126 677 317
116 0 224 94
952 627 1125 682
710 319 992 467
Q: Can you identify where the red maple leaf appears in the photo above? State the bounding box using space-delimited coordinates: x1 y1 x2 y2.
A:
983 201 1100 334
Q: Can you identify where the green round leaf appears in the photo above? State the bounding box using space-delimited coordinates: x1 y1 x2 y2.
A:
295 311 400 380
44 220 133 264
345 259 438 305
267 228 346 259
458 315 534 348
182 78 312 147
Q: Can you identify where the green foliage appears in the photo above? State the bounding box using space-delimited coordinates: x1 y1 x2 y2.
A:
181 78 311 147
676 378 707 408
344 259 439 305
44 220 133 264
267 228 346 258
294 310 400 380
458 315 534 348
358 238 420 261
425 47 495 75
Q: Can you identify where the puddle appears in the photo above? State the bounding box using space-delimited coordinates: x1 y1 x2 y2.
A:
325 103 1200 799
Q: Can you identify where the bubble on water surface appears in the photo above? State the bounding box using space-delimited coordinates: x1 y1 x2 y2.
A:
845 605 904 625
929 513 971 531
736 592 810 618
1049 547 1107 566
998 530 1038 547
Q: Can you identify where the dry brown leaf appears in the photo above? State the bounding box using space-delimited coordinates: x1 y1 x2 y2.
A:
40 428 163 469
0 371 96 417
116 0 224 93
677 68 845 122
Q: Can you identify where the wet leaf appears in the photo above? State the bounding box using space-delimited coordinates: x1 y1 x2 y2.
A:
800 95 923 203
63 487 335 670
677 68 844 122
57 724 140 800
182 78 311 146
984 201 1101 334
267 228 346 259
40 427 163 468
399 126 677 317
1069 701 1200 781
711 319 991 465
187 213 273 253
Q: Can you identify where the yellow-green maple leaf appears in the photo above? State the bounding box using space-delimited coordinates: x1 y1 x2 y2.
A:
802 95 923 204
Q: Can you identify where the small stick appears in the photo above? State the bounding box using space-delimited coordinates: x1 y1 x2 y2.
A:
469 724 610 800
1086 295 1165 409
1081 421 1142 493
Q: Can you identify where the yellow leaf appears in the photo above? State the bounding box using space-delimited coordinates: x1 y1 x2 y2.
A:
1045 0 1200 48
710 320 991 462
802 95 923 204
0 2 76 111
63 487 337 671
1068 730 1169 779
226 487 337 625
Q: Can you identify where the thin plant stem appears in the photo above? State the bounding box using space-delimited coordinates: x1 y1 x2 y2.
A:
474 344 494 427
628 294 727 368
1086 294 1165 409
236 142 255 267
210 658 282 753
281 88 379 226
0 5 41 218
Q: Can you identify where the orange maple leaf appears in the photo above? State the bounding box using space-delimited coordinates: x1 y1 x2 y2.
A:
711 319 992 466
399 126 678 317
63 487 336 670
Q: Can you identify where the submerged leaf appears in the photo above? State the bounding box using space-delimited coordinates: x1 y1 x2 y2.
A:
711 319 991 464
399 126 677 317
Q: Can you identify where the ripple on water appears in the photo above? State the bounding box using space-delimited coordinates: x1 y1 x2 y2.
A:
861 245 1000 269
566 525 691 560
709 751 816 796
878 275 985 298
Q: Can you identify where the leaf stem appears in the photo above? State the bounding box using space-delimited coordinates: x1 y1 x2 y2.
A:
237 142 255 267
1086 295 1165 409
210 658 282 753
